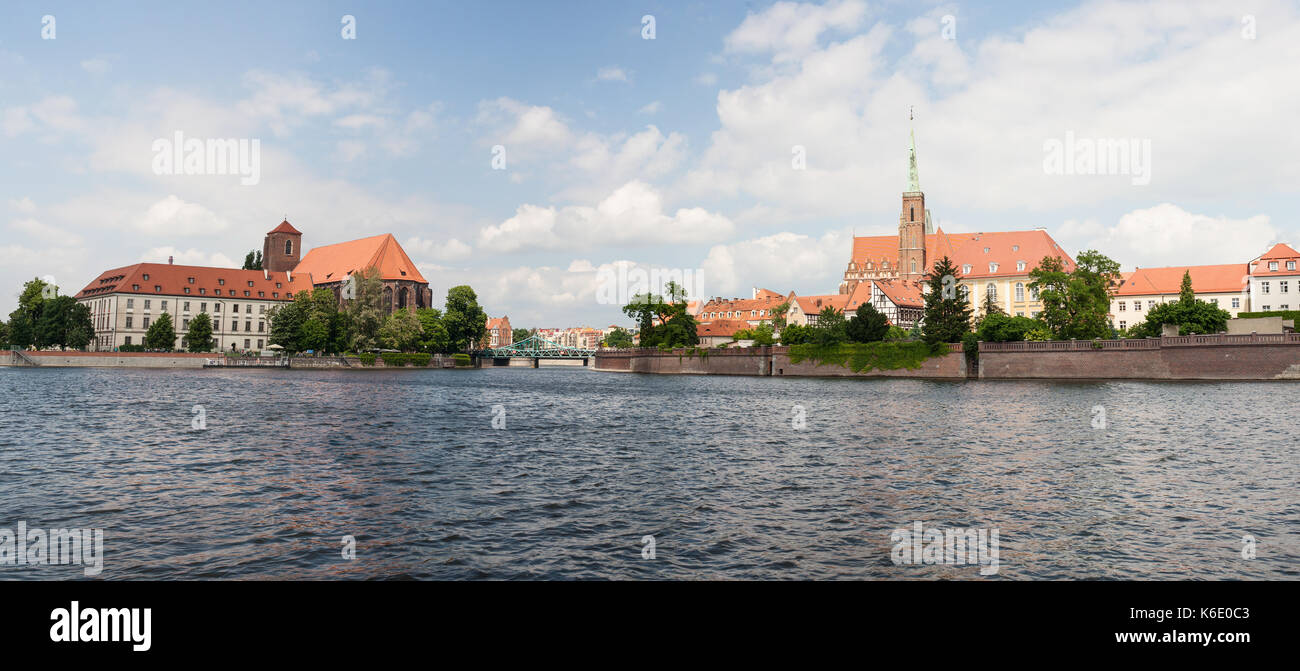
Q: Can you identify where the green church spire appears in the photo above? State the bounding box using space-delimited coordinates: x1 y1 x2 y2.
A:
906 107 920 193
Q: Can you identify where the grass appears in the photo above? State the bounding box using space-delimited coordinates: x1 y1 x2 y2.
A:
787 341 948 373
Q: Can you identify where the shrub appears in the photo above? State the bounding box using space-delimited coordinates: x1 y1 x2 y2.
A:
381 352 408 366
410 353 432 367
452 353 472 367
1236 310 1300 322
359 352 376 366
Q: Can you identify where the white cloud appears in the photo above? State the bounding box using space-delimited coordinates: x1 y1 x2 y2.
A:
134 196 231 235
596 66 630 82
9 197 37 213
140 246 236 268
694 73 718 86
638 101 663 115
1059 203 1277 269
405 236 472 261
10 217 81 245
701 229 850 297
81 58 111 75
725 0 867 63
478 181 734 252
476 97 574 153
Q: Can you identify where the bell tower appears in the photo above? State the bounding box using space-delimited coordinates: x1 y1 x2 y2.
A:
264 218 303 272
899 111 926 283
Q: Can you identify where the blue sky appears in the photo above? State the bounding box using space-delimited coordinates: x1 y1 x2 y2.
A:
3 0 1299 326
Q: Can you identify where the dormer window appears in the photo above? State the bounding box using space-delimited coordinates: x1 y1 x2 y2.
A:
1289 261 1297 270
154 285 162 292
962 264 972 275
989 263 999 273
188 277 195 283
276 282 282 288
142 273 150 280
983 247 990 254
132 284 140 291
218 279 225 285
248 280 255 287
1017 261 1026 272
1270 262 1279 271
1012 245 1019 252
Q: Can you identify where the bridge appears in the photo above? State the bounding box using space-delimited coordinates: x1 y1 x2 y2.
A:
476 335 597 367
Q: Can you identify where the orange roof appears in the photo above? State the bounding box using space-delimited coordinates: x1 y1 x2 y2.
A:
754 288 784 299
697 319 750 337
848 228 1075 279
486 317 510 330
1117 264 1247 295
268 219 301 235
293 234 427 284
874 279 925 308
794 293 849 314
698 293 786 321
75 263 313 301
1250 243 1300 277
843 281 873 313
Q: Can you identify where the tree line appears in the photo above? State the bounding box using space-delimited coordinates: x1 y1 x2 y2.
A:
2 278 95 349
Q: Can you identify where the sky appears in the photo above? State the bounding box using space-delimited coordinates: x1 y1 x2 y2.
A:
2 0 1299 327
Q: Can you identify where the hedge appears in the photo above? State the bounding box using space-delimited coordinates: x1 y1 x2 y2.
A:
378 352 434 367
787 341 948 373
358 353 376 366
452 353 472 367
1236 310 1300 322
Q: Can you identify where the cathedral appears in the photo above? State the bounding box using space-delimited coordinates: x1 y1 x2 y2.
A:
838 122 1075 323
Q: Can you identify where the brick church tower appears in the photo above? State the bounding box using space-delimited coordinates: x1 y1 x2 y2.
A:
898 120 926 283
263 219 302 272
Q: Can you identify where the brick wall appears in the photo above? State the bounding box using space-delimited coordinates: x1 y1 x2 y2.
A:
979 336 1300 380
593 346 968 379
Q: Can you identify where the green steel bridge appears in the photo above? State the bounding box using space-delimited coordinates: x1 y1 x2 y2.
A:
476 335 597 366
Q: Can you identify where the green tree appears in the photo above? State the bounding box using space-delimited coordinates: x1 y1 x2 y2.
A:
268 301 305 352
416 308 450 353
603 326 634 348
770 301 790 329
1028 250 1121 340
442 285 488 352
379 309 423 351
300 317 330 352
345 267 386 351
512 327 531 343
242 250 263 270
144 312 177 350
749 322 776 346
779 323 813 345
846 302 889 343
921 256 973 346
8 313 34 348
64 302 94 350
0 318 8 345
1131 299 1231 338
186 312 214 352
11 277 51 348
980 291 1006 319
976 313 1041 343
1178 269 1195 303
812 306 848 346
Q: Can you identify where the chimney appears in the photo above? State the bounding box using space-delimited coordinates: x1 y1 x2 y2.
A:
168 255 173 265
286 270 292 282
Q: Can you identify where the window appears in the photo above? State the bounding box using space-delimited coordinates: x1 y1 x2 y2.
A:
1147 300 1155 310
1016 261 1026 272
244 339 251 349
989 263 999 273
161 300 168 312
184 287 191 294
143 317 151 328
1232 297 1240 308
258 291 265 297
257 339 264 348
962 264 972 274
276 282 282 289
200 288 206 295
1012 245 1019 252
244 291 250 297
1030 286 1039 301
200 303 207 312
1289 261 1296 271
258 322 264 332
144 300 151 310
1015 283 1025 302
259 305 266 314
1119 321 1126 329
1118 302 1126 311
213 304 221 312
1016 312 1024 317
1031 311 1040 318
188 277 195 284
183 319 190 329
1263 305 1271 311
127 298 134 308
232 304 239 313
911 259 917 272
1133 301 1142 311
126 317 133 328
183 301 190 311
1281 281 1289 293
154 286 161 292
218 279 225 286
124 336 132 345
285 240 293 255
231 321 238 331
910 207 914 221
1269 261 1278 271
986 283 997 301
142 273 149 280
1283 305 1291 310
244 321 251 332
1210 298 1218 305
1262 282 1270 294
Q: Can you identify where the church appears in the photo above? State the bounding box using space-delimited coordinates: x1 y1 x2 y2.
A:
262 219 433 313
838 123 1074 326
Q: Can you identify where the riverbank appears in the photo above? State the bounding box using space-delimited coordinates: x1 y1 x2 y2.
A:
594 334 1300 381
0 351 470 369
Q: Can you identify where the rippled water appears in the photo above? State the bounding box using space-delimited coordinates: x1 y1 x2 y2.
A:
0 366 1295 580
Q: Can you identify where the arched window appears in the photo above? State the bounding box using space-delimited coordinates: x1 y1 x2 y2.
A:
1015 282 1025 302
285 239 293 255
910 207 915 221
986 283 997 301
911 259 917 273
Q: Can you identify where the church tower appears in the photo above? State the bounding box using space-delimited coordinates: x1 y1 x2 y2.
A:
898 116 926 283
263 219 303 272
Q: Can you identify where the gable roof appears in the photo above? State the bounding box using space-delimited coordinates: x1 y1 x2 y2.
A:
1250 243 1300 277
793 293 849 314
874 279 925 308
293 233 427 284
74 263 313 301
1257 242 1300 260
848 228 1074 279
1117 264 1247 295
697 319 750 338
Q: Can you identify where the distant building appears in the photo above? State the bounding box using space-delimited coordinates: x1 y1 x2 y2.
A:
1110 264 1249 331
1247 243 1300 314
483 316 512 348
785 293 849 326
75 262 314 351
290 227 432 313
839 122 1073 319
697 319 750 347
696 288 786 327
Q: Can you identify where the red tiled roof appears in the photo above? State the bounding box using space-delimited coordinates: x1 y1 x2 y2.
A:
293 233 427 284
849 228 1074 279
697 319 750 337
486 317 510 330
74 263 313 301
1250 244 1300 277
754 288 783 299
874 279 925 308
794 293 849 314
1117 264 1247 295
698 294 786 322
268 219 302 235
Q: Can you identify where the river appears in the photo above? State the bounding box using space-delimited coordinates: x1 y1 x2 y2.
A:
0 366 1294 579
